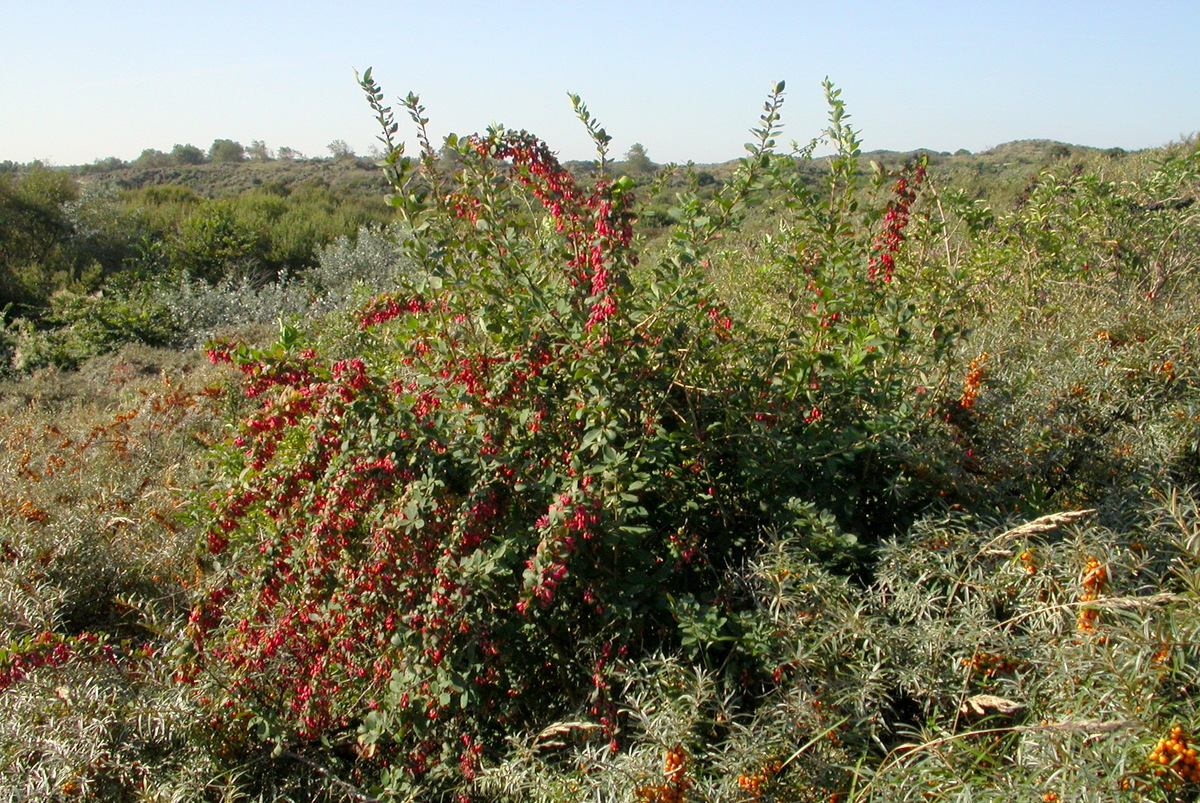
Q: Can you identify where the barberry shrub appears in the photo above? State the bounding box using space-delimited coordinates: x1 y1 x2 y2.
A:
176 74 937 798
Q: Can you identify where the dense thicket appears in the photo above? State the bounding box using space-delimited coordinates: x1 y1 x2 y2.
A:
0 164 395 369
0 80 1198 802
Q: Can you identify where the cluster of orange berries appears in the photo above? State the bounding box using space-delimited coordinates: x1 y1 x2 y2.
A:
959 352 989 410
960 651 1021 678
2 497 49 523
1147 726 1200 785
737 759 783 799
1151 359 1177 381
1076 556 1107 632
634 746 693 803
1017 549 1038 574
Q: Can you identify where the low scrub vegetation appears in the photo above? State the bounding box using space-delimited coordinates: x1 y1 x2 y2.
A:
0 73 1198 801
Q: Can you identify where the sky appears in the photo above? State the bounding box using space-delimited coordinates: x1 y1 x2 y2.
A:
2 0 1197 167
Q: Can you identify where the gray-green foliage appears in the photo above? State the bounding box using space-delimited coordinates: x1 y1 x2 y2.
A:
476 503 1200 802
0 352 235 800
306 223 415 308
158 224 415 345
158 272 315 347
885 139 1200 523
4 225 416 368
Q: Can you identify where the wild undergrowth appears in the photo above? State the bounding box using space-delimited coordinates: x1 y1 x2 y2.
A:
0 76 1197 802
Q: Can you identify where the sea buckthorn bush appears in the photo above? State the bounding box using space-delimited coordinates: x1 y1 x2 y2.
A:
482 500 1200 802
0 346 235 799
887 137 1200 522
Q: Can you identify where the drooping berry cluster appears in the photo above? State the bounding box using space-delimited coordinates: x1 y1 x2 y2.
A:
868 160 926 282
467 132 637 337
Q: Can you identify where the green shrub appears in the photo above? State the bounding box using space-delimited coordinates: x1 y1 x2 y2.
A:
11 286 176 371
170 75 937 800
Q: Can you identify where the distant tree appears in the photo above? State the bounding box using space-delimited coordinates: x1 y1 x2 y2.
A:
327 139 354 159
247 140 273 162
171 143 207 165
208 139 246 163
133 149 173 169
954 148 972 157
0 165 81 307
91 156 128 172
436 142 466 173
624 142 654 174
277 146 302 161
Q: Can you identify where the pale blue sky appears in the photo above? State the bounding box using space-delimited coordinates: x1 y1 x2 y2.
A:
2 0 1197 166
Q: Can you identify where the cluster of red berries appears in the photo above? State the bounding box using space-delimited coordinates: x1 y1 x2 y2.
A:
467 132 636 338
359 293 430 329
868 161 926 282
0 631 121 691
519 491 600 613
0 632 76 690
